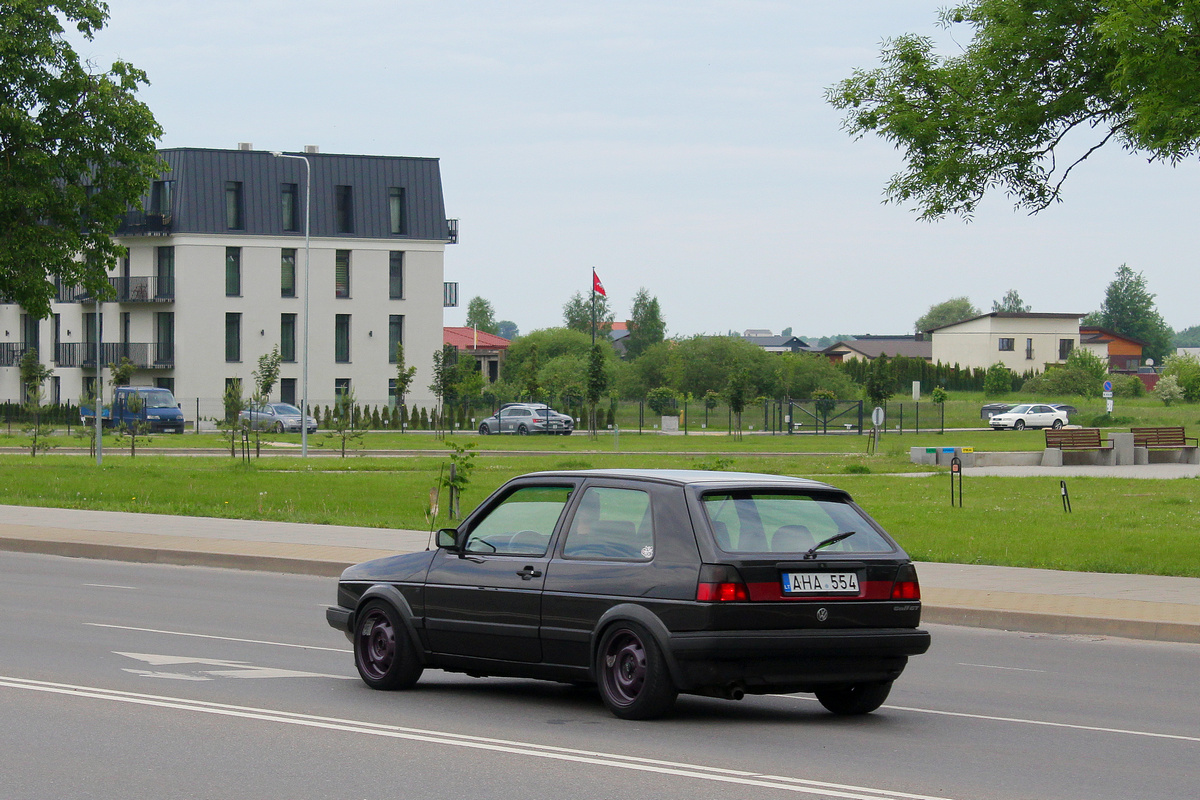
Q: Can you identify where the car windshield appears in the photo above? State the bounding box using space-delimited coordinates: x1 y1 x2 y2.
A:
1006 405 1034 413
140 389 177 409
700 491 894 555
271 404 301 415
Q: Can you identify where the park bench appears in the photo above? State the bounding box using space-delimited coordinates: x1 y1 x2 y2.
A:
1131 426 1198 449
1044 428 1113 451
1042 427 1114 466
1130 426 1199 465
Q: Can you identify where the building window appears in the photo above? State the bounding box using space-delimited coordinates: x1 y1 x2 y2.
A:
998 338 1014 352
225 181 244 230
389 251 404 299
156 246 175 299
281 183 299 231
154 377 174 393
51 375 61 405
280 378 297 406
335 250 351 298
156 312 174 365
226 313 241 362
281 313 297 362
334 378 351 403
150 180 174 216
388 378 397 408
225 247 241 297
83 375 97 401
335 185 354 233
20 313 39 354
335 314 351 363
388 315 404 363
1059 339 1074 360
120 311 131 345
389 187 407 235
1026 338 1034 360
281 249 296 298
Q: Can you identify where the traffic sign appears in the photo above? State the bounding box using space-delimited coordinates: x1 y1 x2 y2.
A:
871 407 885 427
1103 380 1113 392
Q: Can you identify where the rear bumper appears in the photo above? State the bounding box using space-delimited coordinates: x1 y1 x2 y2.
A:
666 627 931 693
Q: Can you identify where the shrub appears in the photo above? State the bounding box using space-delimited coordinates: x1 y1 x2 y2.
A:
1154 375 1184 406
1111 374 1145 398
983 362 1014 397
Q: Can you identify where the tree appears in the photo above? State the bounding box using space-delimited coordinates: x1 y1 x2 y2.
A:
1174 325 1200 348
828 1 1200 219
19 348 54 456
1 1 163 319
915 297 979 333
108 356 136 387
394 342 417 429
429 345 458 436
465 296 498 335
252 345 282 398
992 289 1031 313
563 291 614 340
1090 265 1173 363
864 355 895 405
496 320 519 340
624 288 665 360
982 361 1014 397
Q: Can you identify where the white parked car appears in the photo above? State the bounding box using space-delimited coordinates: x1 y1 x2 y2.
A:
988 403 1068 430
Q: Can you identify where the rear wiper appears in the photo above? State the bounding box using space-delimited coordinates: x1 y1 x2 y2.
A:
804 531 856 560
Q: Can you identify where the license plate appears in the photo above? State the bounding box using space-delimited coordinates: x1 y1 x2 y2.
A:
781 572 859 595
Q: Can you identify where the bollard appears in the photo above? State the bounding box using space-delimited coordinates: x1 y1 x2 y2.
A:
950 456 963 507
1061 480 1071 513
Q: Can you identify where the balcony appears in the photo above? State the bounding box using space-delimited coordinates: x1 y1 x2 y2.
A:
115 210 173 236
443 281 459 308
0 342 27 367
110 276 174 302
56 342 174 369
446 218 459 244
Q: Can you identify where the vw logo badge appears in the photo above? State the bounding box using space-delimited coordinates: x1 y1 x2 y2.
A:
816 608 829 622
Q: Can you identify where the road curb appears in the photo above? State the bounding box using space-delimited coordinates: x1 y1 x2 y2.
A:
3 536 1197 646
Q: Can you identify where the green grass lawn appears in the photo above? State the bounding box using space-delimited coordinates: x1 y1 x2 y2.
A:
1 449 1196 578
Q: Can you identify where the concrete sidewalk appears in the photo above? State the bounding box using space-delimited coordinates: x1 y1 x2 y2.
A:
1 504 1197 645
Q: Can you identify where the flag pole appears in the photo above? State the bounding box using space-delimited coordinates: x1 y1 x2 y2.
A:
590 268 596 346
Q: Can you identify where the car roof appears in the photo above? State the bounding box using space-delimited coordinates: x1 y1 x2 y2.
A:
515 468 841 492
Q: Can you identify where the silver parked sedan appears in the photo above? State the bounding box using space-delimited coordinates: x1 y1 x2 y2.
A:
239 403 318 433
478 403 574 435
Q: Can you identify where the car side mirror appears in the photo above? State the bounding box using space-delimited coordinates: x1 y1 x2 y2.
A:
436 528 460 551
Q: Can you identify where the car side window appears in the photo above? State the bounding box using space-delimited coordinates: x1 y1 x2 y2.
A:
562 487 654 560
462 485 572 556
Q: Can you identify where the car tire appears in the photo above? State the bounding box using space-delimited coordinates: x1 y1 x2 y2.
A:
353 600 423 690
595 622 677 720
1014 420 1025 431
478 424 490 435
275 422 286 433
1052 419 1064 429
815 681 892 715
517 425 529 435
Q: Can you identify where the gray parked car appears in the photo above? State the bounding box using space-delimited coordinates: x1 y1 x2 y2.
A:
478 403 574 435
238 403 317 433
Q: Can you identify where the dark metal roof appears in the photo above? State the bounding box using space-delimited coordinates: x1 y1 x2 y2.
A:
118 147 450 241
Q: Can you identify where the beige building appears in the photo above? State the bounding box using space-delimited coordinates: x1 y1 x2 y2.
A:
1 147 457 418
928 312 1085 372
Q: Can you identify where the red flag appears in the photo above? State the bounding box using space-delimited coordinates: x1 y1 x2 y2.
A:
592 269 606 297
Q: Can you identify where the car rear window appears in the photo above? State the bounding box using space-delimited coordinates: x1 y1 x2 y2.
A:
700 491 894 555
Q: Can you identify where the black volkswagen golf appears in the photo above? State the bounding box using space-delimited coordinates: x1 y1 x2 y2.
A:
326 469 930 719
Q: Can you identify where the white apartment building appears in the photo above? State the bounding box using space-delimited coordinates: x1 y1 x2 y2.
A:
928 312 1085 372
0 146 457 418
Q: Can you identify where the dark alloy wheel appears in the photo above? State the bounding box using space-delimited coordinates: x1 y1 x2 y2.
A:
815 681 893 715
596 622 677 720
1051 419 1064 429
478 424 490 435
1014 420 1026 431
517 424 529 435
353 600 423 690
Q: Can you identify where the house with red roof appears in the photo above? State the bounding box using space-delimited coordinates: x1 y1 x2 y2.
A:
443 327 511 382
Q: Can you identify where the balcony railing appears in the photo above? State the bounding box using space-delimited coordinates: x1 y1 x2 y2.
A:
55 342 174 369
446 218 459 244
109 275 174 302
443 281 459 308
0 342 27 367
115 210 173 236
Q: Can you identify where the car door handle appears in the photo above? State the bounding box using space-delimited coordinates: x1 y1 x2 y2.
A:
516 566 542 580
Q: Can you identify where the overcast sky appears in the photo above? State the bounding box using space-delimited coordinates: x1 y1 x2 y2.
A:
78 0 1199 339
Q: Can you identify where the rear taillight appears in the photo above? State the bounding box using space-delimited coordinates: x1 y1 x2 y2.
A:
890 564 921 600
696 564 749 602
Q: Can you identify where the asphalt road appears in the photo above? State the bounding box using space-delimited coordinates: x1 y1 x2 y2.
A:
2 552 1196 800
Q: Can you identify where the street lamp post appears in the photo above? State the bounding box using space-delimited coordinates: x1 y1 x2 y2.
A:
271 151 312 456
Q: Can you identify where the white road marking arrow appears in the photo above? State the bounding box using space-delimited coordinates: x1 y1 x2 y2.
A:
115 652 352 681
